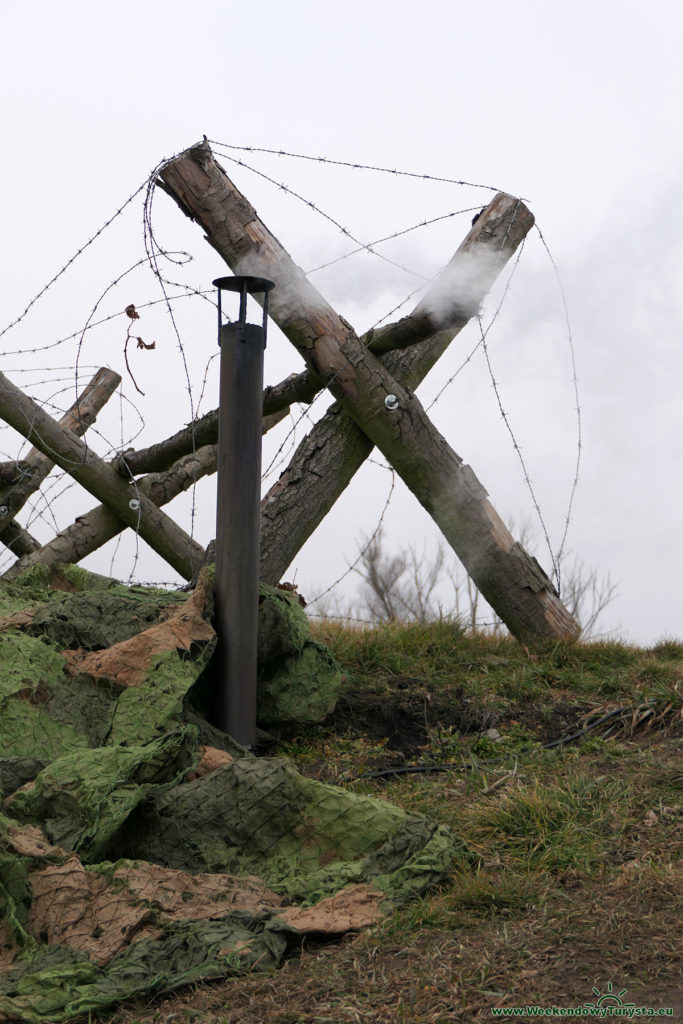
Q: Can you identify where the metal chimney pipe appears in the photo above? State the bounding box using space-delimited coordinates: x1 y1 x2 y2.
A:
212 275 274 747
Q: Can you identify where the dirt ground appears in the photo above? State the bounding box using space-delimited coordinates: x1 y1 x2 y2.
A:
100 871 682 1023
99 681 682 1024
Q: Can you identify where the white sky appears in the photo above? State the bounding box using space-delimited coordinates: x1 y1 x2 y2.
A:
1 0 682 644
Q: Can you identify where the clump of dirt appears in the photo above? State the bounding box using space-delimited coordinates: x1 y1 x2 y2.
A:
507 700 588 745
321 684 593 757
327 686 501 756
294 684 593 761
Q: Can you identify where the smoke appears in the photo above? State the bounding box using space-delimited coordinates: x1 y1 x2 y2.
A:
421 246 504 327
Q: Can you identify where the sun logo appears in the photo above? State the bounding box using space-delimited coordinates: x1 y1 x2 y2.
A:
584 982 636 1011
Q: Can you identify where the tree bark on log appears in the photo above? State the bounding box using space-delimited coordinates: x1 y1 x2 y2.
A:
4 445 217 579
111 226 512 485
0 521 40 558
259 195 533 584
0 460 30 485
116 405 286 478
0 368 121 546
0 369 205 580
159 142 580 642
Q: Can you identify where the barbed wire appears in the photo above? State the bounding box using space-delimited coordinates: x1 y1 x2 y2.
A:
141 159 210 571
213 149 432 284
0 181 149 345
0 140 581 615
72 253 189 405
208 141 508 194
535 225 582 582
306 459 397 610
0 290 215 360
307 610 502 630
478 314 559 585
305 207 479 277
424 239 526 413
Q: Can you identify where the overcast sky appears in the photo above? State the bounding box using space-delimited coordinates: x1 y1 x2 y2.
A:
1 0 682 644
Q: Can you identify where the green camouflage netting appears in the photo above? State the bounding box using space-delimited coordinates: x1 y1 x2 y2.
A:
0 566 472 1023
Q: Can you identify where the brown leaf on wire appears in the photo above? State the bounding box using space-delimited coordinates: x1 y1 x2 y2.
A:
123 306 146 395
136 338 156 350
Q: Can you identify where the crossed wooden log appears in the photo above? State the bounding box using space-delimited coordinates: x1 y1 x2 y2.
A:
0 142 580 642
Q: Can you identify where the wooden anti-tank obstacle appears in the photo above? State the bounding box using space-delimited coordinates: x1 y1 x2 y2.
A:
158 142 580 643
0 141 580 645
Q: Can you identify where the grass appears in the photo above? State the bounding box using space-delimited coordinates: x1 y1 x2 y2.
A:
102 621 683 1024
316 619 683 701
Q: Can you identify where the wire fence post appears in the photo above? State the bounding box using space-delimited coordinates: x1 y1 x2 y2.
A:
212 276 274 747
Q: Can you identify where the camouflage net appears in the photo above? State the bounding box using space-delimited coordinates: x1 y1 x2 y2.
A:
0 566 470 1023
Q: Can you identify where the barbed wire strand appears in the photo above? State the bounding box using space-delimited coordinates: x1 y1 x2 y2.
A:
535 225 582 579
0 141 579 616
307 460 397 609
208 141 508 195
305 207 478 277
0 181 148 345
141 163 205 573
214 150 432 284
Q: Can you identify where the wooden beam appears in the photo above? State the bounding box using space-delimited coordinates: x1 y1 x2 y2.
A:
115 406 286 478
259 199 534 583
0 368 121 545
159 143 580 642
0 369 204 580
4 446 217 579
0 521 40 558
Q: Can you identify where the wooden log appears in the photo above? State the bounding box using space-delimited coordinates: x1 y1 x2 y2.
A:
259 198 533 582
363 191 531 353
0 460 30 485
0 521 40 558
115 405 286 478
4 446 217 579
0 368 121 543
0 369 205 580
159 143 580 642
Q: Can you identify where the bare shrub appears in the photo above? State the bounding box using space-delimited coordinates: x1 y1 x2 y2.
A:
348 524 616 638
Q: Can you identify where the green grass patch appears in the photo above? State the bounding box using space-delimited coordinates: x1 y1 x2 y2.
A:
310 619 683 708
460 773 629 872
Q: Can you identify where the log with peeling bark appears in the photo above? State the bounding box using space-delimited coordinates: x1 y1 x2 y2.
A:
0 368 205 580
259 196 533 583
158 142 580 642
0 367 121 548
4 445 217 579
115 405 287 478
